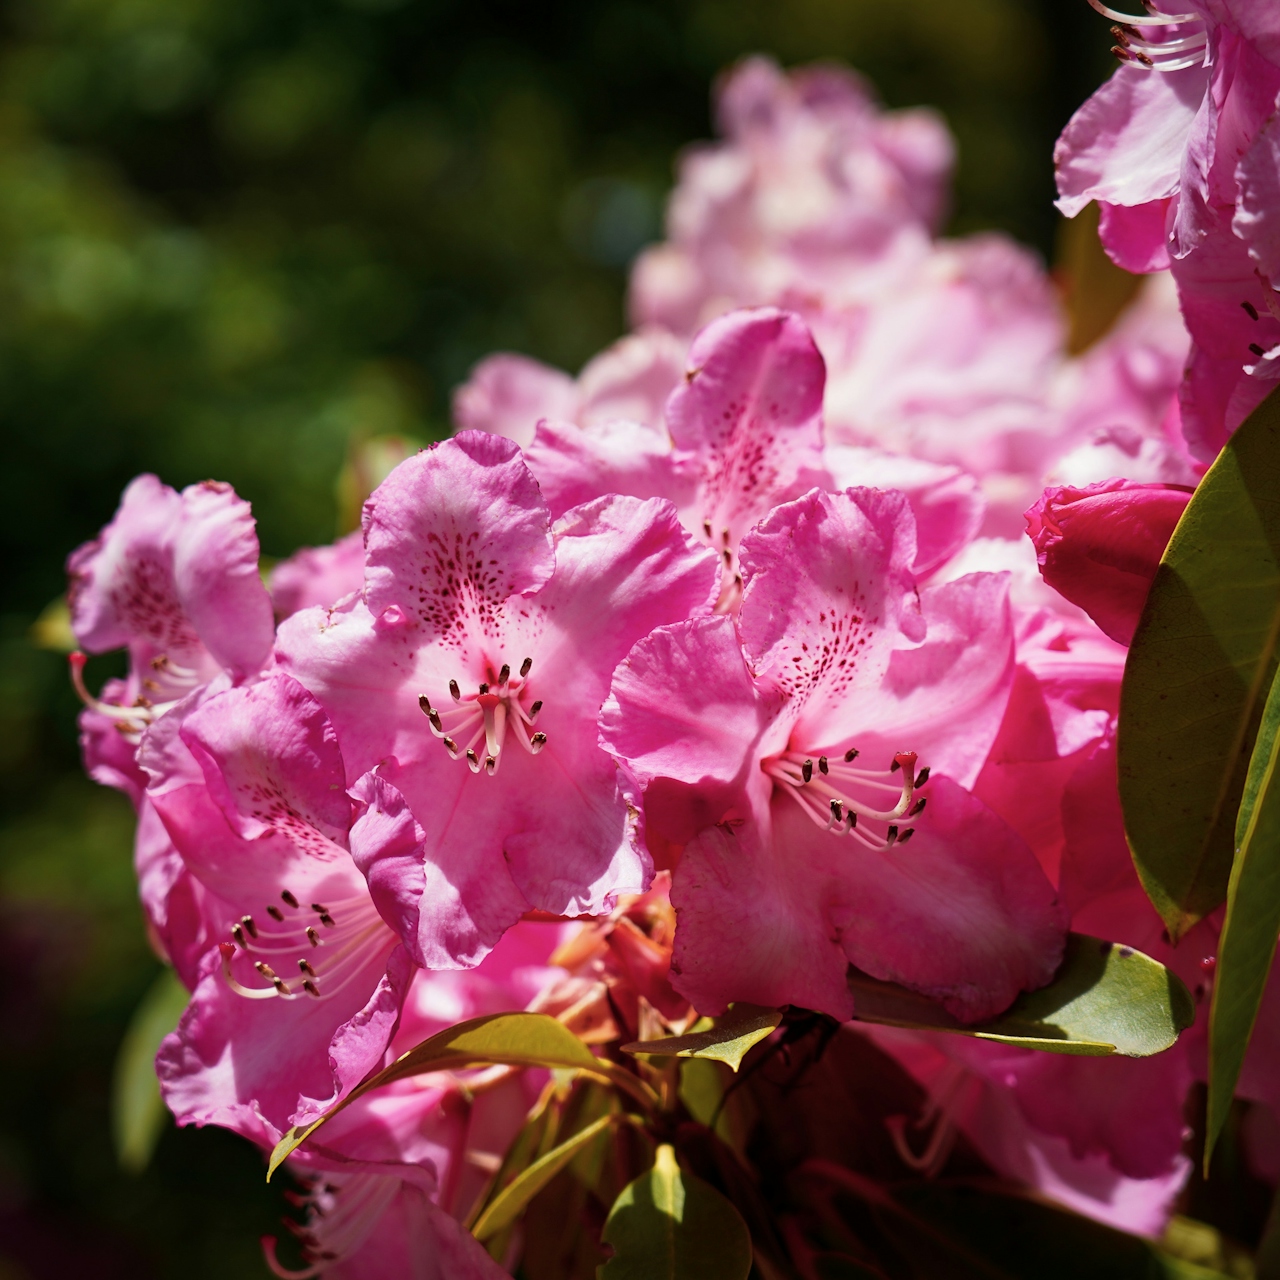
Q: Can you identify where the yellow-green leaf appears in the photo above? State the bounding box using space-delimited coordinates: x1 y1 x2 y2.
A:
1119 384 1280 940
1206 663 1280 1170
473 1113 617 1240
621 1004 781 1072
112 968 188 1174
598 1144 752 1280
849 933 1194 1058
268 1012 648 1178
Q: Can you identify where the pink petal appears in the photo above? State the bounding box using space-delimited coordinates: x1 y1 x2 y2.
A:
1054 64 1208 217
600 615 772 843
665 308 827 544
270 531 366 620
822 445 985 576
524 418 692 521
669 776 1065 1022
1235 109 1280 282
172 480 274 680
179 672 352 847
1026 480 1192 645
576 327 687 428
362 433 554 639
1097 201 1173 274
451 352 578 449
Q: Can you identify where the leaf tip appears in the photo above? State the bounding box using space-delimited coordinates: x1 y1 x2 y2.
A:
267 1127 302 1182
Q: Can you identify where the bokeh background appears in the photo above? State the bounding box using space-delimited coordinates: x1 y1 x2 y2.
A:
0 1 1117 1274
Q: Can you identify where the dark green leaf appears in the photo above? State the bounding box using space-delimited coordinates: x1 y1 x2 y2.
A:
474 1113 617 1240
1119 384 1280 939
598 1144 753 1280
268 1012 654 1178
848 934 1194 1057
112 967 188 1174
1206 664 1280 1169
621 1004 781 1071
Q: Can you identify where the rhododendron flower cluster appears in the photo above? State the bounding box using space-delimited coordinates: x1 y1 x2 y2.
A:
63 28 1280 1276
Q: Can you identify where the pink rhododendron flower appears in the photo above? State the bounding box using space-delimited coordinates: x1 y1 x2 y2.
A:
453 329 685 449
146 671 411 1138
601 485 1067 1020
630 56 952 334
271 531 366 620
66 474 276 980
276 432 717 971
1026 479 1192 645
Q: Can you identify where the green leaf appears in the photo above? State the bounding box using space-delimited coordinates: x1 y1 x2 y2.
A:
1119 384 1280 939
1205 663 1280 1169
474 1113 617 1240
848 933 1194 1057
598 1144 752 1280
621 1004 781 1071
112 967 188 1174
268 1012 653 1179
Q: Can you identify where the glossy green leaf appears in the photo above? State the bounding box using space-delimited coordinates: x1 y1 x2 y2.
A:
112 967 188 1174
598 1144 752 1280
1206 663 1280 1169
848 933 1194 1057
269 1012 652 1178
621 1004 781 1071
1119 384 1280 939
474 1113 617 1240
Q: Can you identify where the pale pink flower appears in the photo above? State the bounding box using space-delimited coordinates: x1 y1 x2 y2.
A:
271 532 366 621
452 329 685 449
629 56 952 334
146 672 410 1139
276 432 717 971
601 485 1067 1020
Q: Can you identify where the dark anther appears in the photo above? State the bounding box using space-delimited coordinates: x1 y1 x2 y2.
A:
478 682 489 695
241 915 258 939
520 657 533 677
311 903 327 914
1243 301 1260 320
498 664 510 685
801 759 814 783
909 797 927 818
897 828 915 845
531 732 547 753
282 890 299 908
1250 343 1267 357
890 758 900 773
847 811 857 829
303 980 321 998
319 913 336 928
306 927 320 946
419 694 432 715
885 825 899 847
267 905 284 922
703 519 713 538
830 799 844 822
298 959 316 976
818 756 829 774
529 700 542 719
915 767 931 788
844 748 859 762
231 923 245 946
255 961 276 979
449 679 461 702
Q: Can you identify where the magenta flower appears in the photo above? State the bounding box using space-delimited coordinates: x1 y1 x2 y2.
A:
145 671 410 1138
276 432 717 970
601 485 1067 1020
1026 479 1192 645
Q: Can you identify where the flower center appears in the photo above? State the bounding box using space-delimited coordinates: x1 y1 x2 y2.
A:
701 520 743 614
1088 2 1208 72
219 888 391 1002
418 656 546 775
762 744 929 852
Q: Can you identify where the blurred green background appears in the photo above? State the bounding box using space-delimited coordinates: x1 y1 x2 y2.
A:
0 0 1113 1274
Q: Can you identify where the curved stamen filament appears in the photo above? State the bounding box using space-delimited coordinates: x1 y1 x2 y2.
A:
1087 0 1201 27
764 748 926 852
420 660 547 774
69 652 158 732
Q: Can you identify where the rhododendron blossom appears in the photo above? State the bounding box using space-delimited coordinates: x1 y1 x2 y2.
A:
277 431 717 970
601 485 1067 1019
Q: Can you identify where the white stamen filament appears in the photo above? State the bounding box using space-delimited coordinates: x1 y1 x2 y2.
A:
1087 0 1200 27
265 1174 401 1278
420 660 546 775
221 891 389 1002
763 748 926 852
